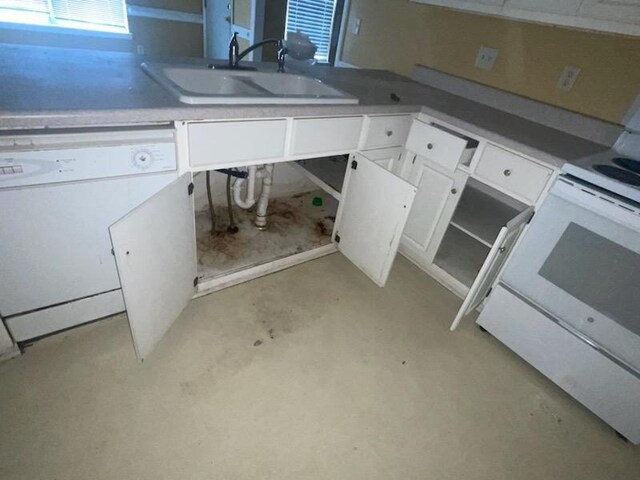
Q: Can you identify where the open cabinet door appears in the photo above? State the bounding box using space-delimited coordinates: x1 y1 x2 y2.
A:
109 174 197 361
450 206 534 331
335 153 417 287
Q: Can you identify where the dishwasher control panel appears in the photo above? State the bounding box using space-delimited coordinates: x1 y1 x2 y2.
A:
0 129 178 188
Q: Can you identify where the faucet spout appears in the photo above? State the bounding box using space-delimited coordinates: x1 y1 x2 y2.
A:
228 35 286 73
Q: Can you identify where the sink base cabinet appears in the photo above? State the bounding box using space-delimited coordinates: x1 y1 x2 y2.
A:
109 153 416 360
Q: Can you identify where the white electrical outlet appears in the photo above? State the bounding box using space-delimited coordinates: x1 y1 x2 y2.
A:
557 66 581 92
136 45 145 55
352 17 362 36
475 46 498 71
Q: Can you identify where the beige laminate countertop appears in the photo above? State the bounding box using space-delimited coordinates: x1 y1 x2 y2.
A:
0 43 612 169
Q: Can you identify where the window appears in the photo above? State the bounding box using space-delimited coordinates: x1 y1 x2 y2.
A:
0 0 129 34
285 0 339 64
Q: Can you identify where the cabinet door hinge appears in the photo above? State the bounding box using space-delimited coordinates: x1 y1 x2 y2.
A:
526 211 535 224
335 234 341 243
188 182 195 196
193 276 199 287
351 160 358 170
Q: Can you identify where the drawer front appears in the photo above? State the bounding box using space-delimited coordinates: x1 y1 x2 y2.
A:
362 115 412 149
188 120 287 167
405 120 468 171
290 116 363 156
475 144 551 204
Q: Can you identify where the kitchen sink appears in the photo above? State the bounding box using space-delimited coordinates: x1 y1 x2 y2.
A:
142 63 359 105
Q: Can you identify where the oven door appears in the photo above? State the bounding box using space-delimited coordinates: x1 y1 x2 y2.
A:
502 177 640 374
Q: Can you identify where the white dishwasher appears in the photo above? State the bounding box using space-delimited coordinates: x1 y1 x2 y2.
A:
0 128 178 341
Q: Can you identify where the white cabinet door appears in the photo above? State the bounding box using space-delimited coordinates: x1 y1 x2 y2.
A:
357 146 405 177
450 206 534 331
412 0 640 33
507 0 582 15
402 157 467 263
110 174 197 361
334 153 417 287
580 0 640 22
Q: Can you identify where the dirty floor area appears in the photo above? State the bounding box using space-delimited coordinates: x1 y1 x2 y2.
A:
196 190 337 280
1 255 639 480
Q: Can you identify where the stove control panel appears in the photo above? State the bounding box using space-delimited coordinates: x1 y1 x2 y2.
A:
0 165 24 175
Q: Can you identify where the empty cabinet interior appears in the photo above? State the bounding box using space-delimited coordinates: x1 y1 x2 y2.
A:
194 158 345 288
434 178 527 288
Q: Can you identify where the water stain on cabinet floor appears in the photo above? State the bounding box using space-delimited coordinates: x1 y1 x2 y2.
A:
196 190 338 280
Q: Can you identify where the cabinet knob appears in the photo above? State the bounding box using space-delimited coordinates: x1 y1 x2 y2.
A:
499 246 506 253
385 130 393 137
427 143 434 150
503 169 512 177
450 188 457 194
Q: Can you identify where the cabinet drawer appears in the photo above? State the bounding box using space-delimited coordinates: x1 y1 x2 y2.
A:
475 144 551 204
290 116 363 156
362 115 412 149
188 120 287 167
405 120 474 171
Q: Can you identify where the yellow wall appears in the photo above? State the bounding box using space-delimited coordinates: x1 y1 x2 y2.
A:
128 0 203 57
128 16 203 57
341 0 640 124
129 0 201 13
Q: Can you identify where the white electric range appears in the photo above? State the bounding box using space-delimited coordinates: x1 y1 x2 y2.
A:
563 130 640 204
477 129 640 444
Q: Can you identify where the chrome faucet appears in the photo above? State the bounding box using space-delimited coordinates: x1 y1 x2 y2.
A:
228 33 288 73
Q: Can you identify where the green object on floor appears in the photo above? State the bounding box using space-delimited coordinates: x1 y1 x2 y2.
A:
312 196 323 207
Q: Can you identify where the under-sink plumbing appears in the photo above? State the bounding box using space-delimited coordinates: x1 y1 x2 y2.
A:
254 164 274 231
232 163 275 230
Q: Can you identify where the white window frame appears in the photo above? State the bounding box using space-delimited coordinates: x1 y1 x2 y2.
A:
0 0 130 36
334 0 355 67
284 0 339 64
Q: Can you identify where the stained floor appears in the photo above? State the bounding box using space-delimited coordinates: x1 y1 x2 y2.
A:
1 255 638 479
196 190 337 280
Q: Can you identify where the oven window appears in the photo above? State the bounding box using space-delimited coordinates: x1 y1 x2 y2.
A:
539 222 640 336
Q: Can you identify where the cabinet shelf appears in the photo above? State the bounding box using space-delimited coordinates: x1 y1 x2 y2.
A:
449 221 492 248
294 156 348 200
434 226 490 288
451 179 525 247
